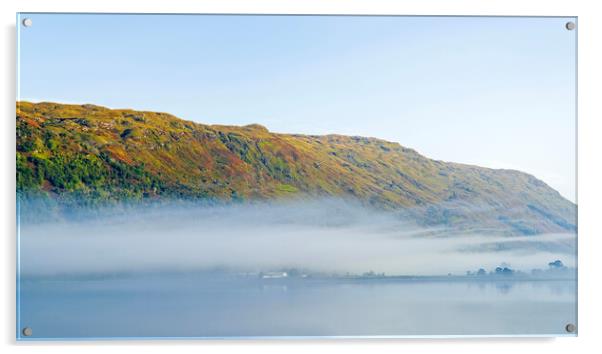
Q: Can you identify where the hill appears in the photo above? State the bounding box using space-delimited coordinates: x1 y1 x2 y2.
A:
16 101 576 235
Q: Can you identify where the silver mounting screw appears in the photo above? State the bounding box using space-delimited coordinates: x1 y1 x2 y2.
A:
565 323 576 333
22 327 32 337
565 21 575 31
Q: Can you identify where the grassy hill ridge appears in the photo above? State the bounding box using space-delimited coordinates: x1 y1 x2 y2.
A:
16 101 576 235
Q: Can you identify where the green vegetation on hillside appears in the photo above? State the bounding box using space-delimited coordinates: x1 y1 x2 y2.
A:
16 101 577 234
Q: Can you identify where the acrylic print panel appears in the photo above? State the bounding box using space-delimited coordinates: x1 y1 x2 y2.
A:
16 14 577 339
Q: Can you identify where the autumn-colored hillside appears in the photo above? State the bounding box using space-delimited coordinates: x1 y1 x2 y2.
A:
16 101 576 235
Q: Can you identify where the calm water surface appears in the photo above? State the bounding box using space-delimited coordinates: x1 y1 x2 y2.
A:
18 274 576 338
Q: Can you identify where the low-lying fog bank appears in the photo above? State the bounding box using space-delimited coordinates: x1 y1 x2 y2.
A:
18 199 576 276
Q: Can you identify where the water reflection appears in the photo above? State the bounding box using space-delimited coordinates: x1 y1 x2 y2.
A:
18 274 576 339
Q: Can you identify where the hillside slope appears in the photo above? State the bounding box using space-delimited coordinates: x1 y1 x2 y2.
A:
16 102 576 235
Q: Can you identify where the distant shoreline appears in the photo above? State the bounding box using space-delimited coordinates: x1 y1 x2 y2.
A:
19 271 576 283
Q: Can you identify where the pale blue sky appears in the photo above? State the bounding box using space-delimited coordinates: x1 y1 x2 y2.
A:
17 14 577 202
